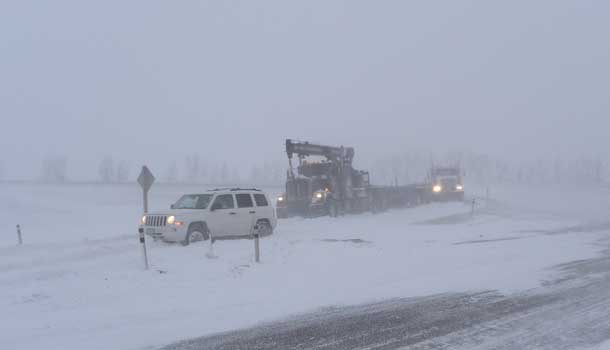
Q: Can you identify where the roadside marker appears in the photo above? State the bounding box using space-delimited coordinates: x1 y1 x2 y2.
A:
16 224 22 245
250 216 261 263
206 233 218 259
254 233 261 263
471 198 476 217
138 228 149 270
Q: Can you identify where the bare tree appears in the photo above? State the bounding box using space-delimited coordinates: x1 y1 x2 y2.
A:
166 161 179 183
184 155 200 182
220 163 229 184
250 165 261 185
116 160 130 183
41 156 68 183
98 156 115 183
231 166 241 185
594 157 605 184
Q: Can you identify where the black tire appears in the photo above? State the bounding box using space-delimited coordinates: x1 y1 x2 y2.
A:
183 223 210 246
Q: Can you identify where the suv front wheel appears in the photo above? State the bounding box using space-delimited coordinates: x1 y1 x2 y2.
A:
183 224 210 245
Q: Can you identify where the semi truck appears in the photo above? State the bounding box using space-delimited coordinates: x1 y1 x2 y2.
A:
276 139 429 218
428 165 465 201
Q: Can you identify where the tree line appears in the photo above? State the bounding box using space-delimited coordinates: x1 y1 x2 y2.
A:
31 154 286 186
2 152 605 187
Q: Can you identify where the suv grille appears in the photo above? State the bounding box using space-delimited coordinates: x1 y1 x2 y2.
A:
145 215 167 227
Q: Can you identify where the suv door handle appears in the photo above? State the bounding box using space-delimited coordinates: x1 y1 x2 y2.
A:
229 212 237 215
249 211 256 214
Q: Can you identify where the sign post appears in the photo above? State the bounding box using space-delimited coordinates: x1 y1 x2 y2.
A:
137 166 155 270
16 224 23 245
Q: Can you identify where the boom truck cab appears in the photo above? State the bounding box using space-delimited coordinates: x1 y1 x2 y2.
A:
428 165 465 201
276 139 372 218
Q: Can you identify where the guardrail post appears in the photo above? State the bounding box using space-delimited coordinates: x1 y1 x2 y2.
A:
471 198 476 217
16 225 23 245
249 216 260 263
206 233 217 259
138 228 149 270
254 233 260 263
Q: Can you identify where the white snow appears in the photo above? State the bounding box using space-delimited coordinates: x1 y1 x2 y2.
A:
595 340 610 350
1 182 609 350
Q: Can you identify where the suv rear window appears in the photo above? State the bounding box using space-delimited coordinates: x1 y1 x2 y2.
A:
253 194 269 207
236 194 254 208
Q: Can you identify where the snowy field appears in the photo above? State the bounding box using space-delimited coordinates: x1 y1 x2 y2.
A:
1 182 610 350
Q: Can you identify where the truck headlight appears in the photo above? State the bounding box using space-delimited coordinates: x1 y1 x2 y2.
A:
312 191 325 203
167 215 175 225
456 185 463 191
433 185 442 193
141 215 146 225
277 196 284 202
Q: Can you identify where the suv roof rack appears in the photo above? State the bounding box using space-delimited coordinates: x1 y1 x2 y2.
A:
207 187 262 192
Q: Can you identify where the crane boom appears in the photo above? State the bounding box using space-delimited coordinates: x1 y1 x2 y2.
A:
285 139 354 164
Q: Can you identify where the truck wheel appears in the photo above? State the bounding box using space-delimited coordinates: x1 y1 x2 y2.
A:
183 224 209 246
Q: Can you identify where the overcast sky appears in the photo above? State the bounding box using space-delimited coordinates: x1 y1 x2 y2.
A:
1 1 609 180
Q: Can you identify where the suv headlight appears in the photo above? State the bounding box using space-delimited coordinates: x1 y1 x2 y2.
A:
456 184 463 191
141 215 146 225
167 215 175 225
433 185 442 193
277 196 284 202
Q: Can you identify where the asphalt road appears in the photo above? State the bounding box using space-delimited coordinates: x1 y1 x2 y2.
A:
160 236 610 350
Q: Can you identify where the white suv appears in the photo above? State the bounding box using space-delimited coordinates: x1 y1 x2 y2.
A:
140 188 277 245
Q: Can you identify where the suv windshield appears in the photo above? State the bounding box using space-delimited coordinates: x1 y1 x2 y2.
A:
173 194 213 209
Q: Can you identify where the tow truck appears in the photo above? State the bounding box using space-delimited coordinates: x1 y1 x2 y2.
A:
276 139 429 218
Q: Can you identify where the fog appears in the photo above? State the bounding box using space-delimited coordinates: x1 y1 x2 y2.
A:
1 1 609 181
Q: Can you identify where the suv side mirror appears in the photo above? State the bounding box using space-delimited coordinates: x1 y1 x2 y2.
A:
170 204 175 209
211 202 221 211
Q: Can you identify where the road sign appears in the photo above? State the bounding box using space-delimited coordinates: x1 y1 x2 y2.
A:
137 166 154 270
137 166 155 193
